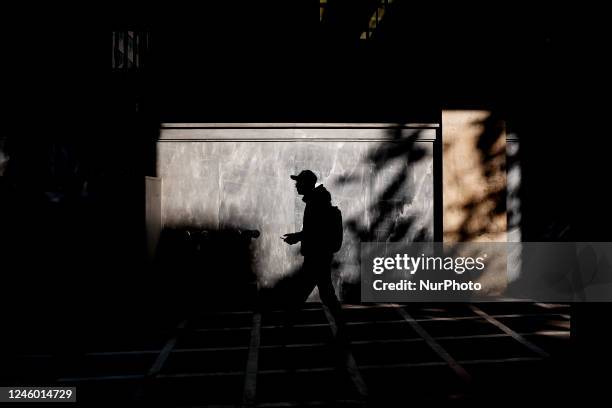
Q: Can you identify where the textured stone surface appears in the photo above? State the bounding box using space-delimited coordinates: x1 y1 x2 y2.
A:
158 127 435 299
145 177 162 262
442 111 507 243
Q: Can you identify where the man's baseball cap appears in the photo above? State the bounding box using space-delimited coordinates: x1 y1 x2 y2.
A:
290 170 317 184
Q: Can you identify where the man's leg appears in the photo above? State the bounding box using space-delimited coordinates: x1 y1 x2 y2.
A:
313 256 345 333
282 259 318 345
316 272 342 316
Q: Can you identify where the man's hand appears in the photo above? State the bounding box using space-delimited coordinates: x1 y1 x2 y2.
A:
282 232 301 245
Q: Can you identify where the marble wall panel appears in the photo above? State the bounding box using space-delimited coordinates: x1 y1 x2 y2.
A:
158 127 435 300
158 143 220 229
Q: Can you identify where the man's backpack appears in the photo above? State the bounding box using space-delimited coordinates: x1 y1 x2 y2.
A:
328 205 343 253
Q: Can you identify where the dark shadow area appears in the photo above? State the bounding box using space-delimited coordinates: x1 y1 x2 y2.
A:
0 66 162 387
155 226 260 313
3 1 606 405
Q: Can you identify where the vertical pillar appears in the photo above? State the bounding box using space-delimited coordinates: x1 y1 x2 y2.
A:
442 110 507 242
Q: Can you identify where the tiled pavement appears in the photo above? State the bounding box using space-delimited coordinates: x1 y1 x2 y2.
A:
7 303 571 406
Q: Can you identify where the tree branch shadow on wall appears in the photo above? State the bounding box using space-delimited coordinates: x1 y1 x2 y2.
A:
454 110 572 244
337 125 431 303
446 113 507 243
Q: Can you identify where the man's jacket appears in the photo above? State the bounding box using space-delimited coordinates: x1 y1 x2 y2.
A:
300 184 333 257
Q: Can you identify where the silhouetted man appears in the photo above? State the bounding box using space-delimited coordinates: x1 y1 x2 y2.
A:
282 170 344 326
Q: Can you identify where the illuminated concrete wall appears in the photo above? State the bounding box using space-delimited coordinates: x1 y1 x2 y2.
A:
442 111 509 295
442 111 507 243
157 124 437 300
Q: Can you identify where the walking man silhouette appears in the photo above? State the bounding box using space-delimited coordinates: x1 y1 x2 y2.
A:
282 170 344 329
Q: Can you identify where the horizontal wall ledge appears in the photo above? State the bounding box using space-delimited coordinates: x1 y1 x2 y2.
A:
159 126 438 142
161 123 440 129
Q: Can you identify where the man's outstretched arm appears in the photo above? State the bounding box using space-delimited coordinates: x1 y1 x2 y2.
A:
282 231 302 245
